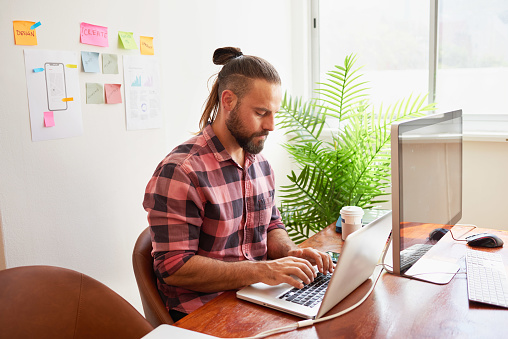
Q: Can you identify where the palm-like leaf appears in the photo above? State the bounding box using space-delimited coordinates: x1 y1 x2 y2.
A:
277 54 436 243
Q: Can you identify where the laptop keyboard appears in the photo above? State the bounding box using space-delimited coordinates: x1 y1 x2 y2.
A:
400 243 433 272
466 248 508 308
278 272 332 308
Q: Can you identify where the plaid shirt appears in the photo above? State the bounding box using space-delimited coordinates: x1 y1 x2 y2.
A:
143 124 285 314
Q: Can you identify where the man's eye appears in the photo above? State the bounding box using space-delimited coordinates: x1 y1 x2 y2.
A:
256 111 265 116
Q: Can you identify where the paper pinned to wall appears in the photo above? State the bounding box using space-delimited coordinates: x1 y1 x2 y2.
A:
80 22 108 47
24 49 83 141
102 53 118 74
105 84 122 104
13 21 37 45
81 51 100 73
123 55 161 130
140 36 154 55
86 83 104 104
118 31 137 49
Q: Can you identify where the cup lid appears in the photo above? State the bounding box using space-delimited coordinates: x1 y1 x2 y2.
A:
340 206 364 215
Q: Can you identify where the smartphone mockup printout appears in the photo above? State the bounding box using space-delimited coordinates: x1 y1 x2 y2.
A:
44 62 68 111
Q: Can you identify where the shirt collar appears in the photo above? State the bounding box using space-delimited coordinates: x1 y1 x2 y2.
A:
202 124 256 166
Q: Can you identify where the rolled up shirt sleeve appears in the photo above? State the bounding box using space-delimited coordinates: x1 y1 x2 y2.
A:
144 161 204 280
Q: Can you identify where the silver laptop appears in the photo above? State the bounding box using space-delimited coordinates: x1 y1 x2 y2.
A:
236 211 392 319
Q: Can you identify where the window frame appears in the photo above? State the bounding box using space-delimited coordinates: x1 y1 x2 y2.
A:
309 0 508 140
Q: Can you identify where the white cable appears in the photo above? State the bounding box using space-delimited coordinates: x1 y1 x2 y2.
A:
237 264 386 339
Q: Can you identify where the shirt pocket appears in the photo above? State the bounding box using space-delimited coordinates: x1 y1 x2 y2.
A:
254 191 274 229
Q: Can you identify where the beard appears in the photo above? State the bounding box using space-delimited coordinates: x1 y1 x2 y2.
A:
225 105 269 155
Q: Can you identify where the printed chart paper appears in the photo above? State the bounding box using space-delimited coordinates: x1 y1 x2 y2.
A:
123 55 161 130
24 49 83 141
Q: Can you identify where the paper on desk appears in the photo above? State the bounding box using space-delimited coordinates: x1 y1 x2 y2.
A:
141 325 218 338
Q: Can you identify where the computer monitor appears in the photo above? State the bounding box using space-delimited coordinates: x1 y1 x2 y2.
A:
390 110 462 284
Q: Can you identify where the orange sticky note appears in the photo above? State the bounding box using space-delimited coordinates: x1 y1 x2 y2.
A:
44 112 55 127
13 21 38 45
140 36 154 55
62 97 74 102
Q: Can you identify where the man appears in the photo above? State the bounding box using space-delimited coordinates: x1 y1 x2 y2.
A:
143 47 333 322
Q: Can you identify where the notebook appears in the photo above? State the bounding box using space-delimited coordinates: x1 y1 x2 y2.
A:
236 211 392 319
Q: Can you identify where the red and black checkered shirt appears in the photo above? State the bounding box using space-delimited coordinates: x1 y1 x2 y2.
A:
143 124 286 314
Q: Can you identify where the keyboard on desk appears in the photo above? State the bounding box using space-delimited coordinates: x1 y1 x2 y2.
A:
466 248 508 308
400 243 433 272
278 272 332 308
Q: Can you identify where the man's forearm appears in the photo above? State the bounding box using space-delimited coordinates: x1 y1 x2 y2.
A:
163 255 263 293
266 228 299 259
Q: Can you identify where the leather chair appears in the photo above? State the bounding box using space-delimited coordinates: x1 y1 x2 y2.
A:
132 227 174 327
0 265 153 339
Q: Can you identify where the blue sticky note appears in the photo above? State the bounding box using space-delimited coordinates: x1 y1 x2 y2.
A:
81 51 100 73
30 21 41 30
33 67 44 73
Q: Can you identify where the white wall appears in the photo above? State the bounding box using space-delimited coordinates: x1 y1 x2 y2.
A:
462 140 508 230
0 0 308 313
159 0 308 195
0 0 166 311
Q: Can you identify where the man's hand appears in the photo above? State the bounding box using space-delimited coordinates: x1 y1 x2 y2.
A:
287 247 334 275
257 256 317 289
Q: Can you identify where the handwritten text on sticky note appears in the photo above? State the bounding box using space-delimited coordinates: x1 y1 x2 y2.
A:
13 21 38 45
118 31 137 49
102 53 119 74
105 84 122 104
86 83 104 104
140 36 154 55
81 51 100 73
80 22 108 47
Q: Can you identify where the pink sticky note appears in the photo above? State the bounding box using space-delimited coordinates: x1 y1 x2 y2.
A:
80 22 108 47
44 111 55 127
105 84 122 104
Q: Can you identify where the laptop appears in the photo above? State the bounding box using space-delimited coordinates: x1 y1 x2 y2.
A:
236 211 392 319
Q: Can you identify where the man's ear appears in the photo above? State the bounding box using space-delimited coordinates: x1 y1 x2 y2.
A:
221 89 238 112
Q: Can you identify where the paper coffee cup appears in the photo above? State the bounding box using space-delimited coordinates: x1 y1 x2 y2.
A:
340 206 364 240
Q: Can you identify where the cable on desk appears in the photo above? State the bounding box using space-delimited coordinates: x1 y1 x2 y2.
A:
238 261 388 339
449 224 477 242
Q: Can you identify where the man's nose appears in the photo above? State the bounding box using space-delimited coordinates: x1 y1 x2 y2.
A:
263 114 275 131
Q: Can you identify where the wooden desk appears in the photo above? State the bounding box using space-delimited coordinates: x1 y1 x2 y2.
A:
175 224 508 338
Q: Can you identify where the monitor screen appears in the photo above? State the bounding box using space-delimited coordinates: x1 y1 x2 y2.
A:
391 110 462 275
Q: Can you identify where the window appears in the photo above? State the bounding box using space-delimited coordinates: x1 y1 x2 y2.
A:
313 0 508 136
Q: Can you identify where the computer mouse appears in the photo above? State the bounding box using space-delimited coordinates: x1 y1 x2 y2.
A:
466 233 504 248
429 228 449 241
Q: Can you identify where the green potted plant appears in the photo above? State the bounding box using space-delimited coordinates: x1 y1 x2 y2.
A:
277 54 436 243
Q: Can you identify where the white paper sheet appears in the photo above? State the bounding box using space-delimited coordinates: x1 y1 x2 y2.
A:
123 55 162 130
24 49 83 142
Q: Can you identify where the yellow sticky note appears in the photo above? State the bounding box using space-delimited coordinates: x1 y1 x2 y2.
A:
118 31 137 49
13 21 38 45
140 36 154 55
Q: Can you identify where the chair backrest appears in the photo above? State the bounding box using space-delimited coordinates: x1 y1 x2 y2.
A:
0 265 153 339
132 227 174 327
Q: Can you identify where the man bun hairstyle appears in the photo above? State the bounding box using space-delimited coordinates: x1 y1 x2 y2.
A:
199 47 281 131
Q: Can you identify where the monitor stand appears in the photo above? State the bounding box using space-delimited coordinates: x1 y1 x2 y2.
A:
383 238 460 285
403 258 460 284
